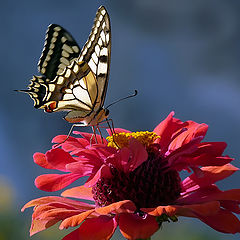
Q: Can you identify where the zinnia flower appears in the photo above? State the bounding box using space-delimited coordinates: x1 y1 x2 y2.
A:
22 112 240 240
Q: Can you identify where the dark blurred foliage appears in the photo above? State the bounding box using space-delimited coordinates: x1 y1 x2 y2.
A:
1 0 240 239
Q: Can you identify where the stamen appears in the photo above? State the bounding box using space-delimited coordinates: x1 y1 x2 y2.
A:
107 131 160 149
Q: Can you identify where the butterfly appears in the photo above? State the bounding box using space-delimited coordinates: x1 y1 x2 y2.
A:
18 6 111 133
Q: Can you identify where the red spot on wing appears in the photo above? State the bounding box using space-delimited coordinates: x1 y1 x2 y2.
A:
45 101 57 113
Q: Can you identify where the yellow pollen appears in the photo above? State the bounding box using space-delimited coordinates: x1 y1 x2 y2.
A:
106 131 160 149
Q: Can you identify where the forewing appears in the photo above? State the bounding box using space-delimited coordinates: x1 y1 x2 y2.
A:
79 6 111 106
38 24 81 81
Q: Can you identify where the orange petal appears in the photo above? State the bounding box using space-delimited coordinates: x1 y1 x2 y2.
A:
59 209 95 229
62 216 117 240
30 218 58 236
95 200 136 215
119 213 159 240
142 201 220 218
22 196 94 212
21 196 61 211
141 205 178 217
61 185 94 201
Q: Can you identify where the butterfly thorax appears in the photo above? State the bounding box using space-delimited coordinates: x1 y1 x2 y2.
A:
74 107 109 126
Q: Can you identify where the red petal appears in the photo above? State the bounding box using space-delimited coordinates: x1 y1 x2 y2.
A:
182 164 238 192
106 128 131 136
220 200 240 214
90 145 117 159
79 132 108 145
105 139 148 173
197 142 227 156
167 136 202 169
182 142 232 167
190 155 233 167
169 121 208 150
52 135 89 151
33 152 55 169
212 189 240 201
106 147 130 172
197 209 240 233
62 216 117 240
175 201 220 217
153 111 184 152
61 186 94 201
127 138 148 171
72 148 103 163
66 161 93 176
46 148 76 171
35 173 80 192
84 165 112 187
119 213 159 240
180 188 240 210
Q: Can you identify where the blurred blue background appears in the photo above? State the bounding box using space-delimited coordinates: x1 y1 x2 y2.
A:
1 0 240 239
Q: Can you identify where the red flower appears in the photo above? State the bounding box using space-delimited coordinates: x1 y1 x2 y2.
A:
22 112 240 239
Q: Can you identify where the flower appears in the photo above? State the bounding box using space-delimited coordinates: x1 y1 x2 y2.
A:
22 112 240 240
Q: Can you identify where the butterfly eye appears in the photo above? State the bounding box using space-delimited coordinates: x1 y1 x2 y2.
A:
105 109 109 116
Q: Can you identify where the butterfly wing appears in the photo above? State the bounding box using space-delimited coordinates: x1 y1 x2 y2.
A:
63 6 111 124
19 6 111 126
38 24 80 81
79 6 111 108
18 24 81 108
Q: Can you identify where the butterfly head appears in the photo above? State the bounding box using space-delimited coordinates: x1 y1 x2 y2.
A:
105 108 110 117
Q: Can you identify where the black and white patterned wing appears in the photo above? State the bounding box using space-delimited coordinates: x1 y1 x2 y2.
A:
38 24 81 81
79 6 111 106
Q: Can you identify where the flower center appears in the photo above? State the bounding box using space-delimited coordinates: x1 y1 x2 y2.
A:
92 132 181 209
106 131 160 149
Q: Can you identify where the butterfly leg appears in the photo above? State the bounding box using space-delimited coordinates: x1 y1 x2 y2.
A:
105 118 120 149
54 123 84 147
90 126 98 145
106 118 115 135
96 125 105 144
98 118 115 135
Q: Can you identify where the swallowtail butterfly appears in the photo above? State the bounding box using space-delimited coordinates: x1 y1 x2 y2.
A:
18 6 111 128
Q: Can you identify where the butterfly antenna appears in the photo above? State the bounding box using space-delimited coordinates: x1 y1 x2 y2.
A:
106 90 138 109
14 89 30 93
